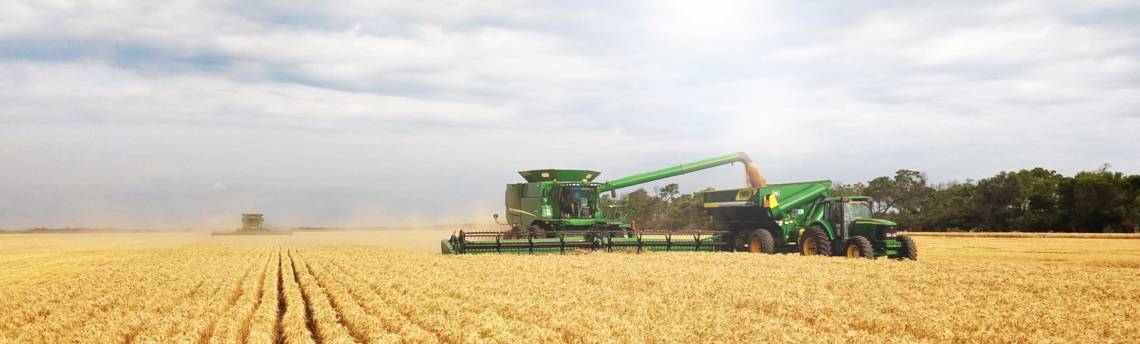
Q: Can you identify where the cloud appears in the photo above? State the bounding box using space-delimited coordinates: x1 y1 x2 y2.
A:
0 0 1138 227
0 61 514 131
209 182 228 191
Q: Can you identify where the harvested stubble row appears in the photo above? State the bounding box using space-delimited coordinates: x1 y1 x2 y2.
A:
0 233 1138 343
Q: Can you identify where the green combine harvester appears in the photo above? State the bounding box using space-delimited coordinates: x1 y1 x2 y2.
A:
703 180 917 259
442 152 765 254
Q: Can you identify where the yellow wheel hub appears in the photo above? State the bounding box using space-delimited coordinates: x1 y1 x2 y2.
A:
802 238 816 255
749 237 761 253
846 244 860 258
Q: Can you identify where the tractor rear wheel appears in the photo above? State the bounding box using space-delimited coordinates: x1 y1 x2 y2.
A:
746 229 775 254
844 236 874 259
897 235 918 260
799 226 831 256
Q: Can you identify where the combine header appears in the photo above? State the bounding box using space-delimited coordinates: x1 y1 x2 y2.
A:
443 153 764 254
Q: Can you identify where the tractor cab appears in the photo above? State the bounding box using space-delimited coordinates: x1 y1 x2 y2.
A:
818 197 898 244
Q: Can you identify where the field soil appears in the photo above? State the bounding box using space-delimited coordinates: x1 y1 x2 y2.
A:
1 230 1138 343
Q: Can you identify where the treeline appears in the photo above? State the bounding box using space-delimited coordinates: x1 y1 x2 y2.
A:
834 166 1140 232
604 166 1140 233
602 184 716 231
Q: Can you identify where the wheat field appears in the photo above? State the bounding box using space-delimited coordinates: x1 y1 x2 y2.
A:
1 231 1137 343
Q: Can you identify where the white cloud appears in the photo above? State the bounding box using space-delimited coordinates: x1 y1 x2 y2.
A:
0 0 1138 227
0 61 513 128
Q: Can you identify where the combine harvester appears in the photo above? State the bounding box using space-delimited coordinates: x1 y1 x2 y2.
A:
443 153 764 254
703 181 917 259
211 214 292 236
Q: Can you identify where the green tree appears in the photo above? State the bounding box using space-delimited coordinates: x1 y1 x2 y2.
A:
865 170 929 218
656 183 680 203
1010 168 1063 231
1125 175 1140 232
1060 169 1127 232
975 172 1022 230
831 182 866 197
911 181 979 231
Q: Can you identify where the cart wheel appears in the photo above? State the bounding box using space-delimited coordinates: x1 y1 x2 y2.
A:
747 229 775 254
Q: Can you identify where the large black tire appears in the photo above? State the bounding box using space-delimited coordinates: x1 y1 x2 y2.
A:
844 236 874 259
897 235 918 260
799 226 832 256
746 229 775 254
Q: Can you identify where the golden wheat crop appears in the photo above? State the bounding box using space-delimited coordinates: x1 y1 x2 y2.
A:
0 231 1137 343
902 231 1140 239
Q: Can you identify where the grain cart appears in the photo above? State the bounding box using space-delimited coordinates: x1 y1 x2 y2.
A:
442 152 766 254
702 180 916 259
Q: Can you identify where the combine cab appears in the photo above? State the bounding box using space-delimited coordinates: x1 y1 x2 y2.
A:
443 152 764 254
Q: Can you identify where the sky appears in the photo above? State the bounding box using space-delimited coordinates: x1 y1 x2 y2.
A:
1 0 1138 229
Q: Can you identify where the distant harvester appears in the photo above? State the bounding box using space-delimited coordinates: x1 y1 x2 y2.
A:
211 213 291 236
240 214 265 232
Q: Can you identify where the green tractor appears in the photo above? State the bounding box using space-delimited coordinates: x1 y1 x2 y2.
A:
702 180 917 259
442 152 765 254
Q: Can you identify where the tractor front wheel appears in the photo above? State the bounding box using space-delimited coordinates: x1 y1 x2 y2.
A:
897 235 918 260
747 229 775 254
799 226 831 256
844 236 874 259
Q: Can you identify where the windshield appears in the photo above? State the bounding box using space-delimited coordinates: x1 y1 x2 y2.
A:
558 186 597 219
843 202 872 222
